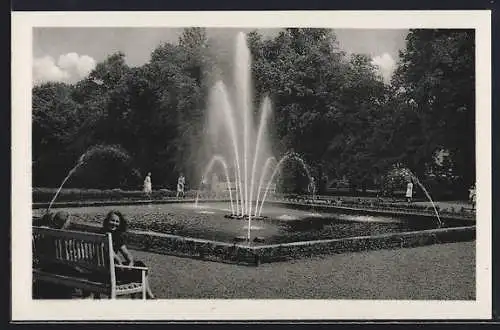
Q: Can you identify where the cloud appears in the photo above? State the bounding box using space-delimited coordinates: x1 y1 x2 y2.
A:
33 56 69 84
371 53 396 84
33 52 96 85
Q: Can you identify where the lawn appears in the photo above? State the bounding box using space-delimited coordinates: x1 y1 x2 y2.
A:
136 241 475 300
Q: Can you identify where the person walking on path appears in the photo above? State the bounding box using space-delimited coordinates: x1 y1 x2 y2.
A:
406 180 414 204
143 172 152 199
469 183 476 209
176 173 185 198
307 178 317 200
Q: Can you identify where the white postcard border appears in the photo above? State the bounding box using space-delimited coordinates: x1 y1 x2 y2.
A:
11 10 492 320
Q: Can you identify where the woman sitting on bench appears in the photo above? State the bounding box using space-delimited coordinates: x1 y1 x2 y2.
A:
102 211 156 299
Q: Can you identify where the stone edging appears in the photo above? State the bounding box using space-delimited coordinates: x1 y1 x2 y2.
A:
68 221 476 266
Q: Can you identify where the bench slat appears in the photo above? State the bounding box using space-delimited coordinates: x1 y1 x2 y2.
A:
33 227 148 299
33 226 108 242
33 228 111 272
35 257 110 273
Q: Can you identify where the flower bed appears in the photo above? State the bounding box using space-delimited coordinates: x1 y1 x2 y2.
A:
274 198 475 221
32 187 201 204
33 188 474 220
35 201 466 246
67 220 475 266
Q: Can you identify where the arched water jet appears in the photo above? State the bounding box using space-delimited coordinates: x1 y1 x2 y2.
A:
47 144 133 212
399 167 443 227
47 159 84 212
254 156 277 217
257 152 313 217
195 155 235 215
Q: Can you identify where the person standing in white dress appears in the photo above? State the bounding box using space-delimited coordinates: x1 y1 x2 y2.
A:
406 180 413 204
143 172 152 198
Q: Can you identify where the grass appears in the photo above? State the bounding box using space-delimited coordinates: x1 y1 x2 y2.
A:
135 241 475 300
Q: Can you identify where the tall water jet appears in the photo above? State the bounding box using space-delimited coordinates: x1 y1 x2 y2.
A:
210 81 245 216
235 32 253 219
203 32 311 242
233 167 240 216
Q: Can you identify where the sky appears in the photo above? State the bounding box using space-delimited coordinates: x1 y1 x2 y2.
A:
32 28 408 85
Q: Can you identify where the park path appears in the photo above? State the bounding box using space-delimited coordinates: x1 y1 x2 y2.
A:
134 241 475 300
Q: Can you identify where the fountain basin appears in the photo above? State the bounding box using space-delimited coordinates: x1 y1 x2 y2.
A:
33 200 475 265
61 219 475 266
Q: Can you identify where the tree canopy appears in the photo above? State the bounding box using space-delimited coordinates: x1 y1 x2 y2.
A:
32 28 475 198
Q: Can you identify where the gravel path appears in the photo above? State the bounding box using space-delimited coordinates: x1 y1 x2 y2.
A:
134 241 475 300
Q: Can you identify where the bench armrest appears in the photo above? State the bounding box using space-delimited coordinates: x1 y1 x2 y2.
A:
115 264 148 271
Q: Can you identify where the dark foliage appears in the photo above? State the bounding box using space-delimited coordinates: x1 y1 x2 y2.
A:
32 28 475 198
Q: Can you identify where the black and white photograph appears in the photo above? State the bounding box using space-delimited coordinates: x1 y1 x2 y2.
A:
11 10 491 320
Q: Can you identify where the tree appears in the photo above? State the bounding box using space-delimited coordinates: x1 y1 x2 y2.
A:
247 29 393 193
144 30 213 187
33 28 474 198
248 29 349 185
391 29 475 194
70 52 131 159
32 82 80 186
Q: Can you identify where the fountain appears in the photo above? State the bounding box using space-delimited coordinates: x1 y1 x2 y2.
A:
32 34 475 270
201 32 315 242
198 33 442 243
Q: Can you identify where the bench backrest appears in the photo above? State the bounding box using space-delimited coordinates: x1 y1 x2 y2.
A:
33 226 114 275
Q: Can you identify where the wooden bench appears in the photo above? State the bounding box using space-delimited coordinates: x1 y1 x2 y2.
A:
32 226 148 299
